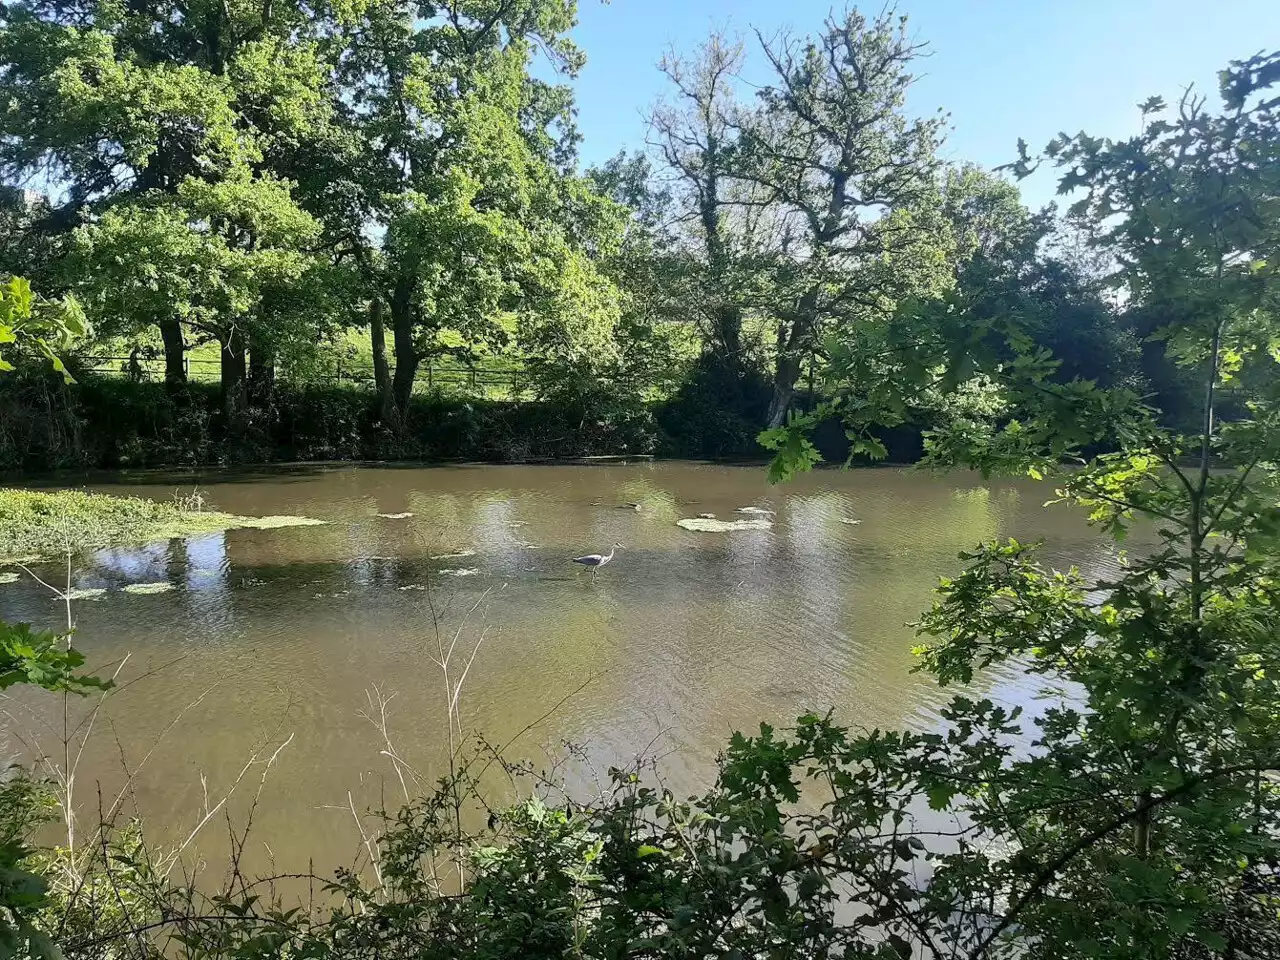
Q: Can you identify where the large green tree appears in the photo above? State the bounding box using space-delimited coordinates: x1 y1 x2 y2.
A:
316 0 621 423
0 0 337 385
70 169 321 417
741 8 947 428
2 0 616 416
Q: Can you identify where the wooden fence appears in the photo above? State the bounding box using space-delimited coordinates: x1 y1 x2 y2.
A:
84 356 525 396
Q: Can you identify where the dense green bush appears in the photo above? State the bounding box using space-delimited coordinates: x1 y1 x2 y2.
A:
0 372 669 470
654 353 773 459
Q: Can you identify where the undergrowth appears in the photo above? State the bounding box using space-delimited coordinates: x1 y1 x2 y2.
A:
0 370 924 470
0 374 668 470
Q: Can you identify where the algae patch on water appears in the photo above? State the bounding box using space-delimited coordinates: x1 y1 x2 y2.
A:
0 571 19 585
0 488 326 560
677 517 773 533
233 515 327 530
122 582 176 595
63 587 107 601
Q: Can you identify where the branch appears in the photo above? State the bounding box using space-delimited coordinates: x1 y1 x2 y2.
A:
1202 454 1261 539
67 913 296 953
969 759 1278 959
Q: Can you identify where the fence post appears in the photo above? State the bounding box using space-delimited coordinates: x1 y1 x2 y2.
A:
336 358 342 383
427 361 433 390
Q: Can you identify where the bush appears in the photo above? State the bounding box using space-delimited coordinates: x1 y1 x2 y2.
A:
654 353 772 458
0 372 666 470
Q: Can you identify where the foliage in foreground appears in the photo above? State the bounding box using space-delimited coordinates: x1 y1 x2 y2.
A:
0 609 105 959
0 276 85 383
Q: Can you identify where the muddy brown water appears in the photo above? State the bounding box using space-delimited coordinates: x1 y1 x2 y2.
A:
1 462 1120 876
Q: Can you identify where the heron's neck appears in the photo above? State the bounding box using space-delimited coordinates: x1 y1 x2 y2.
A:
605 546 615 561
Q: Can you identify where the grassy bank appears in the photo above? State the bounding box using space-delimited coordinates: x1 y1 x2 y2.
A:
0 488 323 560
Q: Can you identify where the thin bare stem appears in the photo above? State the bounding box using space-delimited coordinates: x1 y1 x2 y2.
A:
167 732 295 876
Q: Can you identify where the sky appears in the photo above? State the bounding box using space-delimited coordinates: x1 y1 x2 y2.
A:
558 0 1280 210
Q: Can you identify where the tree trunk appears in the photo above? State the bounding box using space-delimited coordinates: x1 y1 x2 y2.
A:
702 166 742 367
220 327 248 425
369 298 393 420
766 354 802 428
765 289 820 428
248 337 275 405
389 277 419 418
159 319 186 385
713 304 743 365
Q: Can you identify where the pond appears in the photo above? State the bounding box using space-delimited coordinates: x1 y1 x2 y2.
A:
1 462 1119 876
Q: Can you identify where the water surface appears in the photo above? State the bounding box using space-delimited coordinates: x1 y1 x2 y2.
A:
1 462 1118 874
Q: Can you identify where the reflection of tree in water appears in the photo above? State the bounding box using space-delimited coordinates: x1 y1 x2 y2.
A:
766 485 1007 731
616 477 680 522
565 477 1018 757
656 479 1119 737
86 540 172 583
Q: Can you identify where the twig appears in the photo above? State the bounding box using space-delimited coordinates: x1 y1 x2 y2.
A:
168 732 295 875
347 790 384 890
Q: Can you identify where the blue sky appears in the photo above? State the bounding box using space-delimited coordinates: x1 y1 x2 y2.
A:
559 0 1280 209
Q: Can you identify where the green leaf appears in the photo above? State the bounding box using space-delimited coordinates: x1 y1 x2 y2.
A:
1196 930 1227 952
1167 908 1197 937
925 782 956 810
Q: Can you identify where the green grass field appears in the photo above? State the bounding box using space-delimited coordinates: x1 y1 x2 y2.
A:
79 326 528 399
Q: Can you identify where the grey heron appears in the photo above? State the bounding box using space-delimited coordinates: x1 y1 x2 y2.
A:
571 542 623 579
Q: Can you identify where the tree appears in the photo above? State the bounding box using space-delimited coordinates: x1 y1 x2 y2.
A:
755 161 1142 480
769 49 1280 955
0 186 59 284
742 8 947 428
646 33 758 370
70 170 320 418
0 0 342 384
586 151 671 233
321 0 596 424
515 240 624 407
